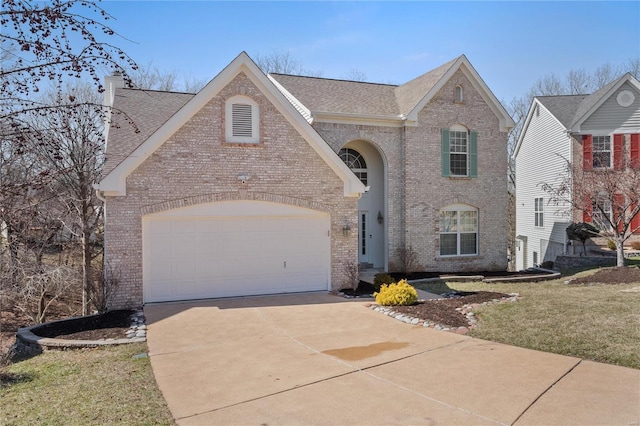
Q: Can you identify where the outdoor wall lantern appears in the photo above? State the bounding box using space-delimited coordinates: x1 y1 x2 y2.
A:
377 210 384 224
342 221 351 236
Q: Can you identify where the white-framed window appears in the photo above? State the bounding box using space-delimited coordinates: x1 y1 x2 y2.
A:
450 129 468 176
339 147 368 185
225 95 259 143
441 125 477 178
439 204 478 256
592 135 611 168
592 195 612 230
454 85 464 103
534 197 544 227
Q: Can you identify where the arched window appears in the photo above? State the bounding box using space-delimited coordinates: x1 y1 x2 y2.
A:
439 204 478 256
339 148 367 185
225 95 259 143
454 85 464 103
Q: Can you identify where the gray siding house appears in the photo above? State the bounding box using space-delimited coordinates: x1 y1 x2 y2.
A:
514 73 640 269
98 52 513 307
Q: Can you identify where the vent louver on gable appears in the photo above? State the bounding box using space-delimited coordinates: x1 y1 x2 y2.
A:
232 103 253 137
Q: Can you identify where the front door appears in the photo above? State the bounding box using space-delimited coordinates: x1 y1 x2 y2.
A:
359 210 369 265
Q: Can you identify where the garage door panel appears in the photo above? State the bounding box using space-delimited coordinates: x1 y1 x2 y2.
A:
143 202 330 303
172 220 197 234
149 261 172 280
196 219 222 233
171 237 195 257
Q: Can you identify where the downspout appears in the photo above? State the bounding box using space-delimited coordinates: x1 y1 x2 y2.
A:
94 185 108 305
565 129 574 254
401 121 409 256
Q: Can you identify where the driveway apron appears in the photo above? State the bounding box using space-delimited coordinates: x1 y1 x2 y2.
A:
144 293 640 425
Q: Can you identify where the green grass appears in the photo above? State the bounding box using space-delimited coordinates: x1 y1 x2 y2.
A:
0 343 175 425
413 269 640 369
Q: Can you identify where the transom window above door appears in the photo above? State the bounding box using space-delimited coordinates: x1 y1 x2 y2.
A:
339 148 368 185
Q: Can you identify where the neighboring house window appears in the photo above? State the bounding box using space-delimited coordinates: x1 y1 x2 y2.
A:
592 136 611 168
534 197 544 227
339 148 368 185
533 251 538 266
592 195 612 230
631 134 640 168
441 126 477 177
454 85 464 103
439 204 478 256
225 95 259 143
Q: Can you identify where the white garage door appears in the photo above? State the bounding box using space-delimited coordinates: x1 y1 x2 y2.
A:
143 201 330 303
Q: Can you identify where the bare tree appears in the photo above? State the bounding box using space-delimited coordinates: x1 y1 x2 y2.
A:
342 68 368 82
567 69 592 95
31 83 104 315
542 159 640 267
1 0 135 192
10 264 77 324
530 73 567 96
128 62 206 92
253 49 321 76
592 62 618 89
1 0 134 319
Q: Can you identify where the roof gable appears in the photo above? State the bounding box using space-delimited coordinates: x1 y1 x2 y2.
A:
400 55 514 131
513 97 577 159
102 89 195 176
571 73 640 131
98 52 365 197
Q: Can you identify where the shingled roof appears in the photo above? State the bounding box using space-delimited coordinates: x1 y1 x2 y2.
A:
269 74 400 117
269 56 461 120
393 57 459 115
536 95 588 128
103 88 194 176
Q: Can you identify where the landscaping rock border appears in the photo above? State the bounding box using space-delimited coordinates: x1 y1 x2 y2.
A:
367 293 520 335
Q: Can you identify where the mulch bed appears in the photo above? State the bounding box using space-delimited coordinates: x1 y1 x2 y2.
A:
383 291 511 328
568 266 640 285
340 282 511 329
33 310 136 340
389 270 544 281
57 327 131 340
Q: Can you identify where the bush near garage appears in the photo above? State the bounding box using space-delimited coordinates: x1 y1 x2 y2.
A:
372 273 394 292
374 279 418 306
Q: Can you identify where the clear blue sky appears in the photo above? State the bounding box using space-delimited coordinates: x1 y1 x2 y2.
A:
103 1 640 102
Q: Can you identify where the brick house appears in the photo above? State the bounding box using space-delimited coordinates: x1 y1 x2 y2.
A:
514 73 640 270
98 52 513 307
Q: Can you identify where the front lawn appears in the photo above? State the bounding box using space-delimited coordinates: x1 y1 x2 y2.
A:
0 343 174 425
413 267 640 369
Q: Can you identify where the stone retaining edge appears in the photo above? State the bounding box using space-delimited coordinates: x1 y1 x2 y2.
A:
12 312 146 357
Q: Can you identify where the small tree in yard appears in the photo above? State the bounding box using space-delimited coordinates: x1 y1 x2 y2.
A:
542 158 640 267
566 222 600 256
342 260 360 292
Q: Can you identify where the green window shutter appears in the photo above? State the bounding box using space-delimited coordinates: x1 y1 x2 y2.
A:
469 131 478 178
441 128 450 177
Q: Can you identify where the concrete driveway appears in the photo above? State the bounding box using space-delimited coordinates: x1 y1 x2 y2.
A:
144 293 640 425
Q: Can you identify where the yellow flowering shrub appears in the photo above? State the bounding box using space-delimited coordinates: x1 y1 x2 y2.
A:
374 279 418 306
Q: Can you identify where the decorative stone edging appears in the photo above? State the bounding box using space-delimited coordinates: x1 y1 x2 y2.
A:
367 293 520 335
13 310 147 357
